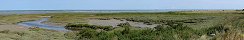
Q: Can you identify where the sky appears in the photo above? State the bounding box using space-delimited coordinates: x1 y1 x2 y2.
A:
0 0 244 10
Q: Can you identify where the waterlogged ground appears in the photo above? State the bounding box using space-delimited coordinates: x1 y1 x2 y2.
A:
0 14 73 40
17 18 68 31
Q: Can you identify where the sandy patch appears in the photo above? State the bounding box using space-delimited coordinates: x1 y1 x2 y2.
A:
87 19 159 28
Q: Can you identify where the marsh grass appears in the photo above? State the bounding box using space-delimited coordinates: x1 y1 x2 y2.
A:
65 21 199 40
60 12 244 40
0 11 243 40
0 28 73 40
0 14 43 24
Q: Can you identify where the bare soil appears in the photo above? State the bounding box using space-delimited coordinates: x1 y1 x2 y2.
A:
87 19 159 28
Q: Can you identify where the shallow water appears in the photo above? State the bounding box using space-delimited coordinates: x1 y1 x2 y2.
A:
17 18 158 32
17 18 69 31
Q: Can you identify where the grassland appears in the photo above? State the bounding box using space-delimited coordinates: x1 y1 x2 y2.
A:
0 14 74 40
0 14 42 25
0 28 74 40
0 10 244 40
47 11 244 40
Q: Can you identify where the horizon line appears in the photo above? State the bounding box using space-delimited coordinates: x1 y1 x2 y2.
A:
0 9 242 11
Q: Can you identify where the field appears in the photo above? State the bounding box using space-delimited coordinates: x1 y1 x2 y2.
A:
0 11 244 40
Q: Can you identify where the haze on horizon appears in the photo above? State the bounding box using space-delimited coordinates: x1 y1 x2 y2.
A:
0 0 244 10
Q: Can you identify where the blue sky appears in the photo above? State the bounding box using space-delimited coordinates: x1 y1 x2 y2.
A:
0 0 244 10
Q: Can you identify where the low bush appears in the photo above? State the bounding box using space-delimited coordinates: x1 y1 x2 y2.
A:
117 22 131 27
0 30 10 33
65 24 113 31
67 21 204 40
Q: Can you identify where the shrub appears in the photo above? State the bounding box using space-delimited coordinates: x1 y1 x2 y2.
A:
66 19 221 40
77 28 98 39
65 24 113 31
121 26 130 35
0 30 10 33
205 24 229 35
117 22 131 27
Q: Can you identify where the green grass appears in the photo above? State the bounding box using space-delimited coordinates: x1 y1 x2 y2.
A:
1 11 244 40
64 21 199 40
0 28 74 40
58 11 244 40
0 14 44 24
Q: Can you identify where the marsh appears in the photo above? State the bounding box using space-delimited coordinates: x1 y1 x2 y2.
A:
1 0 244 40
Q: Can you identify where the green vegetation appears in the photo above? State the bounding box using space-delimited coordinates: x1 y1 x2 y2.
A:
0 28 74 40
64 20 199 40
62 11 244 40
1 11 244 40
0 14 43 24
65 24 113 31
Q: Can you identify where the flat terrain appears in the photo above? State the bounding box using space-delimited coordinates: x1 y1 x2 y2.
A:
0 10 244 40
0 25 28 31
